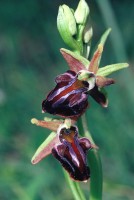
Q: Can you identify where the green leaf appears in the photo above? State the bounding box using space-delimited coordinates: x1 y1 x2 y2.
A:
31 132 57 164
97 63 129 77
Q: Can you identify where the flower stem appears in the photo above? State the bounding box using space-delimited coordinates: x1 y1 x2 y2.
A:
63 170 86 200
74 182 87 200
88 149 102 200
79 114 94 144
78 114 103 200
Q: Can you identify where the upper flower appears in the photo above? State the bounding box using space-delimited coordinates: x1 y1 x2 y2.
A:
42 0 128 120
42 42 128 120
42 70 95 119
57 0 128 111
60 44 115 108
52 123 92 181
42 43 119 120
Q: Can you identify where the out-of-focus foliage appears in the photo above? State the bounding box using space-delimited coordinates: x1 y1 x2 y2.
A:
0 0 134 200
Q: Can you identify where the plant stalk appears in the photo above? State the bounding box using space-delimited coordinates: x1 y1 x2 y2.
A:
63 170 86 200
78 114 103 200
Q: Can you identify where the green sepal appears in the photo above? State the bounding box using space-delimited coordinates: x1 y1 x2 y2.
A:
97 63 129 77
31 132 57 164
60 48 90 72
93 28 111 66
99 28 111 46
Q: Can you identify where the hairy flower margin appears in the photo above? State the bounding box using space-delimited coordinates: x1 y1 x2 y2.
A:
31 0 129 185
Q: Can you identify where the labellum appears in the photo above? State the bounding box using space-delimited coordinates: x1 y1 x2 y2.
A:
42 70 91 119
52 125 92 181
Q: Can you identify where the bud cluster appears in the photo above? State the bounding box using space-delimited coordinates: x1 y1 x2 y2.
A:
57 0 92 56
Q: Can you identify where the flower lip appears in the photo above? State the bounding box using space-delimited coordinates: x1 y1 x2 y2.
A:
31 118 94 181
42 70 90 119
52 123 92 181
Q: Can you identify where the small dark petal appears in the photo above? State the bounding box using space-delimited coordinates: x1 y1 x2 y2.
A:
89 85 108 107
96 76 115 87
52 126 91 181
79 138 92 151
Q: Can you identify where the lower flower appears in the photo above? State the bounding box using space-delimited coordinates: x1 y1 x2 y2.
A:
31 118 95 181
52 124 91 181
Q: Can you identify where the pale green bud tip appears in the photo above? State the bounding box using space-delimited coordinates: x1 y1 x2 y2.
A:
59 4 77 36
31 118 38 125
84 27 93 43
74 0 90 25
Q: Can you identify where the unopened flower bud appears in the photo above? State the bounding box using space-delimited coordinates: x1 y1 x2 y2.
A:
57 5 80 52
74 0 90 25
83 27 93 43
58 5 77 36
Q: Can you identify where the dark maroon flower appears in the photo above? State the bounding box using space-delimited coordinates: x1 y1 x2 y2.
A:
42 44 115 120
42 70 95 119
52 124 92 181
31 118 96 181
60 45 115 108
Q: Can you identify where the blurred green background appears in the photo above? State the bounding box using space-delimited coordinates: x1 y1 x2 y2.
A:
0 0 134 200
